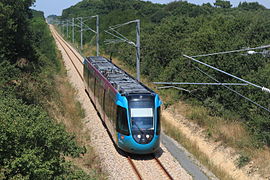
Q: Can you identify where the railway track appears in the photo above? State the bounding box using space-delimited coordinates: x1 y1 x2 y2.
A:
154 155 174 180
51 26 174 180
127 154 174 180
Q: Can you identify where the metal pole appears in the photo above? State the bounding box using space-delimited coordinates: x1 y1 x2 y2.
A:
96 15 99 56
136 19 140 81
80 17 83 50
72 18 75 43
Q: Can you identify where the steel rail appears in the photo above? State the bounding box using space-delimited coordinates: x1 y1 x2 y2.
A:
53 27 175 179
54 28 144 180
127 156 143 180
153 155 174 180
51 29 84 81
53 27 84 64
53 28 144 180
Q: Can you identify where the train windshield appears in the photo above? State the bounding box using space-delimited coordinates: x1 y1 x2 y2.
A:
130 108 154 130
128 95 154 131
128 95 155 144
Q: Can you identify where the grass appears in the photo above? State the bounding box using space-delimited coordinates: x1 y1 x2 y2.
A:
80 45 240 179
69 41 270 179
178 102 253 148
46 47 107 179
162 118 234 180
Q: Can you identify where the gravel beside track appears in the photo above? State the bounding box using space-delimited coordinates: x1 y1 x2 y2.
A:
50 25 192 180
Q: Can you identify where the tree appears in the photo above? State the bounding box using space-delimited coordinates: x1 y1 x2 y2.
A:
0 0 36 63
238 2 266 11
214 0 232 8
0 95 86 179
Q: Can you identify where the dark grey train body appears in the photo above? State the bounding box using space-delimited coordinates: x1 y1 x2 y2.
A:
83 56 162 154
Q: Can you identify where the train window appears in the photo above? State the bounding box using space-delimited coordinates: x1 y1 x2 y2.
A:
156 107 161 135
116 106 130 135
97 81 103 106
104 91 109 119
112 104 117 124
130 108 154 130
89 71 95 92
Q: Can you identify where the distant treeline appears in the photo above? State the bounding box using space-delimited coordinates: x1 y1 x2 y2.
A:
0 1 90 179
57 0 270 146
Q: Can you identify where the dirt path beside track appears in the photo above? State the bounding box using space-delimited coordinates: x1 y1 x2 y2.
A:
50 25 192 180
162 104 265 180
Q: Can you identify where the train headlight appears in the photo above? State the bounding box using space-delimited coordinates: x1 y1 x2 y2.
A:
146 134 150 139
137 134 141 139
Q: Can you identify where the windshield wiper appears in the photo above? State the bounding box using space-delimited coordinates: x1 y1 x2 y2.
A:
132 120 144 135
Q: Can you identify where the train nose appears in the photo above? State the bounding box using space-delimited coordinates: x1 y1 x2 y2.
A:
118 133 160 154
133 133 153 144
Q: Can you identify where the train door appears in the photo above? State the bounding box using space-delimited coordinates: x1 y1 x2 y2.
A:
95 78 105 118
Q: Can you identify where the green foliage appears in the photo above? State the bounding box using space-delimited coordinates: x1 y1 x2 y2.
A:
236 154 250 168
60 0 270 146
0 0 36 62
0 60 20 89
0 2 90 179
214 0 232 8
140 10 270 145
238 2 266 11
0 94 86 179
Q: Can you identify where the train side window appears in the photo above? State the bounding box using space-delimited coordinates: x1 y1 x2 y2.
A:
112 103 117 127
89 71 95 92
97 81 103 106
156 107 161 135
104 91 109 119
116 106 130 135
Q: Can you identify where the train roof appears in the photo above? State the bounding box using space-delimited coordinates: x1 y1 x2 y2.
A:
85 56 154 96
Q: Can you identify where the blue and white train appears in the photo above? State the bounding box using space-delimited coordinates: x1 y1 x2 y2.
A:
83 56 162 154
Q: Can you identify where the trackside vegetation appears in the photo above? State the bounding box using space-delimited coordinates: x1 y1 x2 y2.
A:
54 0 270 177
0 1 104 179
58 0 270 147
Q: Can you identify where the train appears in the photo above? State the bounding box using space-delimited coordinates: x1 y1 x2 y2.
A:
83 56 162 154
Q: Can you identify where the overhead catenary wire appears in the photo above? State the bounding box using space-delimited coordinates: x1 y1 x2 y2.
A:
109 20 139 30
153 82 248 86
157 86 191 93
192 64 270 113
191 44 270 58
63 16 99 55
183 54 270 94
104 30 135 46
104 19 141 80
109 27 130 42
104 20 140 47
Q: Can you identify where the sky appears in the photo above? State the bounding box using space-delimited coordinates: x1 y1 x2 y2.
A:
33 0 270 17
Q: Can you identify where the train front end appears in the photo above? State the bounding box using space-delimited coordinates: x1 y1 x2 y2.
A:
116 93 162 154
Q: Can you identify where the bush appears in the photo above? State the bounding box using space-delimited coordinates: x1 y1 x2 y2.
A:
0 94 86 179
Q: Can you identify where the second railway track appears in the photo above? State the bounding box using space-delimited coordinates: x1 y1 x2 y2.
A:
51 25 178 180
